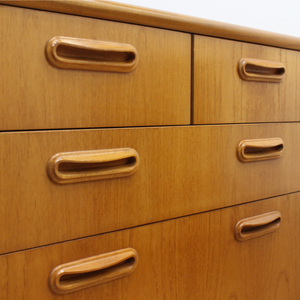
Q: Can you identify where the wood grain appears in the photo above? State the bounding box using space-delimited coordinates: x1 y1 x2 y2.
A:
0 194 299 299
1 3 298 300
194 35 300 124
0 5 190 130
1 124 300 254
1 0 300 51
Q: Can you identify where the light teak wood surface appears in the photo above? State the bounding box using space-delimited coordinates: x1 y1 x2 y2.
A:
1 194 299 299
0 5 190 130
0 2 299 300
1 0 300 51
194 35 300 124
2 124 300 254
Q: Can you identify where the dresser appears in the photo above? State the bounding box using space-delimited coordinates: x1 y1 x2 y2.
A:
0 1 299 299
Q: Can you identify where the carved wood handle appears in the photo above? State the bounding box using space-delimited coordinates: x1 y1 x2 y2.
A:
46 36 139 72
237 137 284 162
49 248 138 294
238 58 285 82
235 211 281 242
47 148 139 184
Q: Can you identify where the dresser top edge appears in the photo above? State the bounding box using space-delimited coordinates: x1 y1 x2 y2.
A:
1 0 300 51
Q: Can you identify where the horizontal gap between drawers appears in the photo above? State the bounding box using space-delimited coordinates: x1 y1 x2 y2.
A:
1 189 300 257
2 121 300 134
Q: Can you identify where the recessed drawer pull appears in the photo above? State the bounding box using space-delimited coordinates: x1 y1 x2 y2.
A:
237 137 284 162
46 36 139 72
238 58 285 82
235 211 281 242
47 148 139 184
49 248 138 294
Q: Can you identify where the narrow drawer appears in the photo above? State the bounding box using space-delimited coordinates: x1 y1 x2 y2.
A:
1 193 299 299
0 5 190 130
194 35 300 124
1 123 300 254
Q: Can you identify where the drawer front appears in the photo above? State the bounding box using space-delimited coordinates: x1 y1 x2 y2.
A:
0 5 190 130
194 35 300 124
1 124 300 254
1 194 299 299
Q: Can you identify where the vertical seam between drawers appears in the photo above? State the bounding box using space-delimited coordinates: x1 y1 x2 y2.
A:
191 34 195 124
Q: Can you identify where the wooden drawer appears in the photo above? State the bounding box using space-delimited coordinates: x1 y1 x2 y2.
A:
1 123 300 254
194 35 300 124
1 193 299 299
0 5 190 130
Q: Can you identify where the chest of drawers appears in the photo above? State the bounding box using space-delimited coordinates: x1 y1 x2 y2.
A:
0 1 299 299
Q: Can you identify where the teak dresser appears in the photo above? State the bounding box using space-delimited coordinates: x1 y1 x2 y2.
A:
0 1 300 299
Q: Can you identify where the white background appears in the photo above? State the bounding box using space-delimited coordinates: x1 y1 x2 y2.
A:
112 0 300 38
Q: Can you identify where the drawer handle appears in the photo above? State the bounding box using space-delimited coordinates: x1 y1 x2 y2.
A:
237 137 284 162
46 36 139 72
238 58 285 82
49 248 138 294
47 148 139 184
235 211 281 242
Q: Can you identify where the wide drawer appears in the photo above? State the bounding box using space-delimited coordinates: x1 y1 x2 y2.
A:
0 5 190 130
194 35 300 124
1 124 300 254
1 193 299 299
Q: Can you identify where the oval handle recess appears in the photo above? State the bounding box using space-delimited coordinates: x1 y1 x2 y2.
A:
237 137 284 163
49 248 138 294
47 148 139 184
238 58 285 82
46 36 139 72
235 211 281 242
